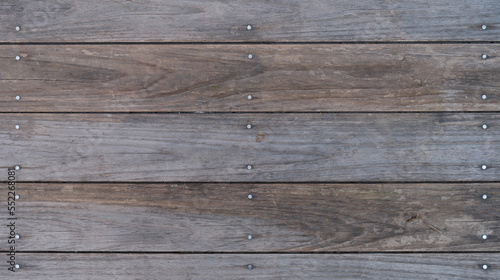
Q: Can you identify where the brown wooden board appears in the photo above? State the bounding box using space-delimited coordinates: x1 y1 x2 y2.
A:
2 183 498 251
1 113 498 182
1 44 499 112
1 0 499 43
3 253 500 279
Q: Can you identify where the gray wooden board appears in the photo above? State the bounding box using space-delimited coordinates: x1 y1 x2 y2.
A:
3 253 499 279
0 44 499 112
1 0 499 42
1 113 498 182
1 183 498 251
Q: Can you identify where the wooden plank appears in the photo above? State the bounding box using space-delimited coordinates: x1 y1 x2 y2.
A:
1 0 499 42
2 183 498 251
1 113 498 182
1 44 498 112
5 253 500 279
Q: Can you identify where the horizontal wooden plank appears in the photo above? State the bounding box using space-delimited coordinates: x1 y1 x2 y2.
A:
3 183 499 251
1 44 499 112
5 253 500 279
1 0 499 42
1 113 498 182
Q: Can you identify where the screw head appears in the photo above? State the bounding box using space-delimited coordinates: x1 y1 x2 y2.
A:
248 194 253 199
482 25 487 30
15 264 20 269
248 264 253 270
15 95 21 100
15 125 20 130
247 165 252 170
247 25 252 30
482 94 487 100
247 124 252 129
482 54 488 59
247 95 253 100
15 195 20 200
482 165 488 170
483 264 488 270
15 235 20 239
15 26 21 31
483 194 488 199
247 54 253 59
482 234 488 240
247 235 253 240
482 124 488 129
15 165 20 170
15 55 20 61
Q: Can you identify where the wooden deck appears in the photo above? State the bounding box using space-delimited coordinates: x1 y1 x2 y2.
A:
1 1 499 279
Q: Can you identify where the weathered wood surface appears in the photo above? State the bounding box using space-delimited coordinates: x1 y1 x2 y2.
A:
1 113 498 182
1 44 499 112
3 183 498 251
1 0 499 43
5 253 499 279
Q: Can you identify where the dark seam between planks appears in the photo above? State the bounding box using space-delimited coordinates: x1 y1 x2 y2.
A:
3 181 500 184
5 251 500 254
1 112 500 114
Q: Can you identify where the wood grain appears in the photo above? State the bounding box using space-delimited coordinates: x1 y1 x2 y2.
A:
2 183 498 251
1 44 499 112
1 0 499 42
5 253 500 279
1 113 498 182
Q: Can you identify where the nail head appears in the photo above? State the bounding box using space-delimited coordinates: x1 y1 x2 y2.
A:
248 235 253 240
15 56 20 61
15 195 20 200
482 124 488 129
247 54 253 59
482 165 487 170
247 165 252 170
15 26 21 31
483 194 488 199
15 166 20 170
15 95 21 100
482 94 487 100
482 234 488 240
15 235 20 239
247 95 253 100
482 54 488 59
483 264 488 270
247 124 252 129
15 264 19 269
248 264 253 270
248 194 253 199
15 125 20 130
247 25 252 30
482 25 487 30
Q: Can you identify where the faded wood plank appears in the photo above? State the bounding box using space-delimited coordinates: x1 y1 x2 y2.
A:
1 0 499 42
5 253 500 279
2 183 498 251
1 113 498 182
1 44 499 112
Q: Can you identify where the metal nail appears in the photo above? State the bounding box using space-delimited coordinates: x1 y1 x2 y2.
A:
482 54 488 59
15 26 21 31
247 165 253 170
15 235 20 239
248 194 253 199
248 54 253 59
248 264 253 270
15 264 19 269
247 124 252 129
483 194 488 199
248 235 253 240
247 25 252 30
483 264 488 270
15 95 21 101
482 94 487 100
15 166 20 170
15 56 20 61
482 165 488 170
15 125 20 130
482 25 487 30
15 195 20 200
247 95 253 100
482 124 488 129
482 234 488 240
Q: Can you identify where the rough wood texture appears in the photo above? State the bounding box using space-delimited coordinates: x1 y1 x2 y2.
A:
1 44 498 112
1 113 498 182
2 183 498 251
1 0 499 42
5 253 499 279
